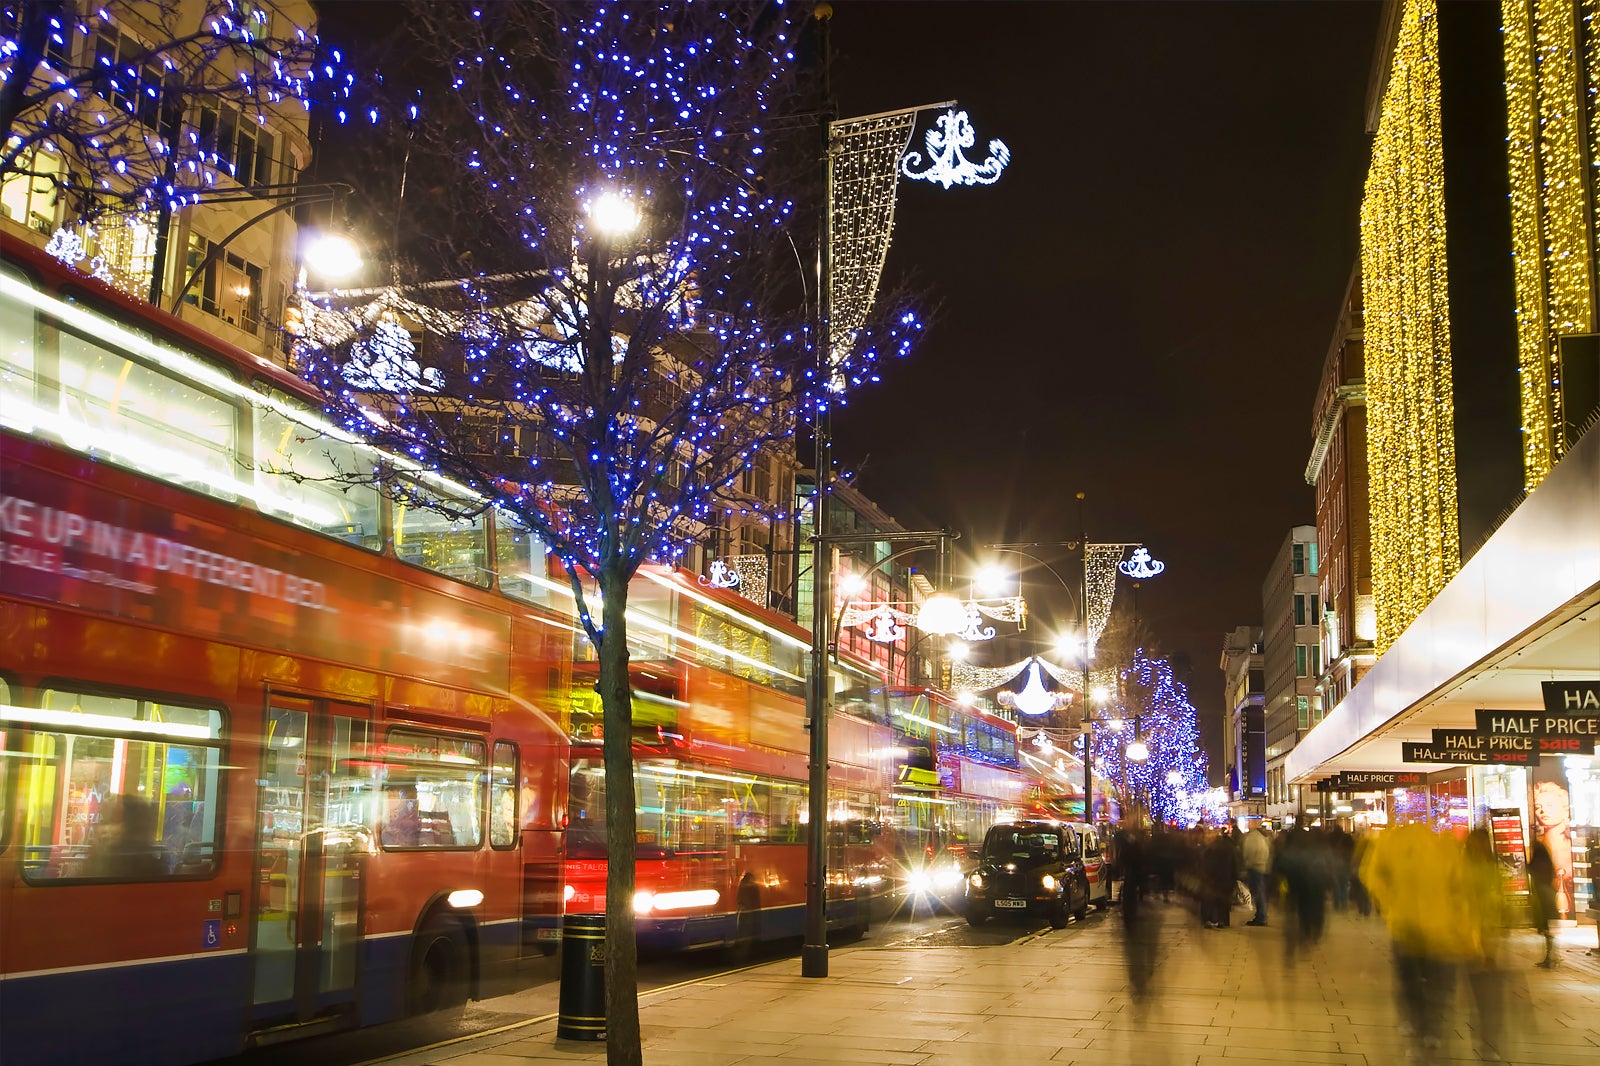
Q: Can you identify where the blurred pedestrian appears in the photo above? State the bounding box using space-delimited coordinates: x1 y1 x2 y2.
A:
1326 824 1354 911
1118 829 1160 1002
1201 829 1238 928
1275 827 1332 960
1362 821 1468 1054
1242 824 1272 926
1462 827 1508 1061
1528 837 1559 968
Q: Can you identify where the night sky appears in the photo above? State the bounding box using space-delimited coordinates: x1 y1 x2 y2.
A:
313 2 1420 774
821 1 1387 765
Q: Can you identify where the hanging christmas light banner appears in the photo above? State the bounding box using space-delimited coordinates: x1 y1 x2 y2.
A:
838 596 1025 642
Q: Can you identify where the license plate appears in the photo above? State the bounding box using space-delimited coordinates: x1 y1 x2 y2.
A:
995 899 1027 909
535 928 562 941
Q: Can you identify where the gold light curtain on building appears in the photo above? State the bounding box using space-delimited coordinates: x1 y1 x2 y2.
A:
1360 0 1460 653
1502 0 1600 491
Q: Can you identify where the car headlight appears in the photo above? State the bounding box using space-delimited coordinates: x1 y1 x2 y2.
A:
968 871 984 889
908 870 933 895
1041 874 1057 891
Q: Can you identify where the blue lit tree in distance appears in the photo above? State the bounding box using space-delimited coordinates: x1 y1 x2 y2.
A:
294 6 918 1059
1088 650 1210 827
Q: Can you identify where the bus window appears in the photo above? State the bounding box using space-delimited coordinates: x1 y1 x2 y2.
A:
53 322 240 501
495 511 557 607
392 478 491 588
253 392 383 548
378 729 486 849
490 741 518 848
13 690 224 881
0 677 12 852
0 268 36 433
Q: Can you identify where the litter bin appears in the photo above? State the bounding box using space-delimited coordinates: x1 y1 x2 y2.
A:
556 913 606 1040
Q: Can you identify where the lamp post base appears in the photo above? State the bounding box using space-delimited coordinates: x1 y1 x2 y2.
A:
801 943 829 978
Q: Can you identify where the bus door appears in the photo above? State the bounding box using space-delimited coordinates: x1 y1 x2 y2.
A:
250 695 373 1025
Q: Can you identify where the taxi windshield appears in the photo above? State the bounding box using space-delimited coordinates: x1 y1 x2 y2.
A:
983 826 1062 863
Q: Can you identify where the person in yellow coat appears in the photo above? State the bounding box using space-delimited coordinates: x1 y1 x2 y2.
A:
1361 822 1470 1053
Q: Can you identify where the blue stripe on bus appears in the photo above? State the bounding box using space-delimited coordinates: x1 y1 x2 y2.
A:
1 952 249 1065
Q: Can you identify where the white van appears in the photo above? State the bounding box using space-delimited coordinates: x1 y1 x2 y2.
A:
1059 822 1111 905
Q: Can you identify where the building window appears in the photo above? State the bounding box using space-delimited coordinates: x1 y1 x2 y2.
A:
0 146 62 234
195 101 278 186
1307 541 1319 575
1311 644 1322 678
1297 695 1310 729
93 24 166 129
184 234 264 333
1294 594 1307 626
1295 645 1308 677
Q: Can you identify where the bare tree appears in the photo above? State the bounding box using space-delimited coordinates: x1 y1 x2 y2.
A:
293 5 918 1063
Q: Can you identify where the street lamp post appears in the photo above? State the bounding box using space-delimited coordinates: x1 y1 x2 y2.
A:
803 527 956 979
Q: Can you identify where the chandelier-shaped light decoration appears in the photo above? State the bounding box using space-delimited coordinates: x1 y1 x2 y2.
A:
699 559 740 589
1118 546 1167 579
1000 660 1061 717
862 605 906 643
900 109 1011 189
959 604 996 643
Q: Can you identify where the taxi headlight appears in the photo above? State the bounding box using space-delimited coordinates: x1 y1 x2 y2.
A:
968 871 984 889
1041 874 1057 892
908 870 933 895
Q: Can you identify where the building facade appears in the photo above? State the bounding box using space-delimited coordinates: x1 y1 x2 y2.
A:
1220 625 1266 822
1305 267 1376 718
1262 525 1321 824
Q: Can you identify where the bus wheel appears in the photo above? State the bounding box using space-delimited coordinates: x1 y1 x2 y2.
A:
408 916 468 1020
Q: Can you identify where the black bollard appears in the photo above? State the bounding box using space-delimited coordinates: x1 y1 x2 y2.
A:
556 913 606 1041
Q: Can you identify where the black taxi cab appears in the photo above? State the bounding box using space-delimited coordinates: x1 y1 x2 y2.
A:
963 820 1090 928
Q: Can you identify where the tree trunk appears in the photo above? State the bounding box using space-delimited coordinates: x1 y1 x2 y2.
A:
596 562 642 1065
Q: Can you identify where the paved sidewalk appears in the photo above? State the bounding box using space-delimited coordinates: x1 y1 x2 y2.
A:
376 903 1600 1066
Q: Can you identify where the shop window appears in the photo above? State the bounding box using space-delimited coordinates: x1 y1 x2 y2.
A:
379 729 486 849
253 391 383 548
14 688 225 882
490 741 518 848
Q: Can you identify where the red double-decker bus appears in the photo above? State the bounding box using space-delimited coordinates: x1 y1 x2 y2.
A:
0 235 572 1064
557 568 898 952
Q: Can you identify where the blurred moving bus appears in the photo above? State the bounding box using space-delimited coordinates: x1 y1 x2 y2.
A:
559 569 898 952
0 235 571 1063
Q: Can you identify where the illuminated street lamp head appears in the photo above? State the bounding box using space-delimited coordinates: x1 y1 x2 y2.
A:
589 190 642 236
915 592 967 636
1054 633 1086 660
948 641 970 662
837 573 868 597
303 230 363 280
1090 685 1111 704
974 564 1009 595
1125 738 1149 763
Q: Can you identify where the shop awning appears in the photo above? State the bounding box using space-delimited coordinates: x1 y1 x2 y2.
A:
1286 426 1600 783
